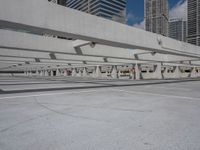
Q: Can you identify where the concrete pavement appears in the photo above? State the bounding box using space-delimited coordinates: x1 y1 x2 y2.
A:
0 76 200 150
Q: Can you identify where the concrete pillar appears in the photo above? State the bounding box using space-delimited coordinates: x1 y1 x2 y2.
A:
45 70 48 76
35 70 39 76
118 70 121 79
95 66 102 78
50 70 54 76
77 69 82 77
198 68 200 77
129 65 135 80
173 66 181 78
24 70 27 76
63 69 67 76
111 66 118 79
135 63 140 80
72 68 77 77
29 70 32 76
82 67 88 77
56 68 60 76
153 63 162 79
190 67 197 78
105 71 108 78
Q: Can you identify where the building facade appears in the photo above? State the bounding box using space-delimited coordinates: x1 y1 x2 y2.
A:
49 0 66 5
187 0 200 46
169 18 187 42
66 0 127 23
145 0 169 36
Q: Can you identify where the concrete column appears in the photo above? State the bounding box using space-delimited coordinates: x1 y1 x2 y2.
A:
24 70 27 76
42 70 45 76
39 70 42 76
129 65 135 80
190 67 197 78
50 70 54 76
63 69 67 76
111 66 118 79
118 70 121 79
72 68 77 77
135 63 140 80
82 67 88 77
173 66 181 78
35 70 39 76
105 71 108 78
56 68 60 76
95 66 102 78
153 63 162 79
198 68 200 77
77 69 82 77
29 70 32 76
44 70 48 76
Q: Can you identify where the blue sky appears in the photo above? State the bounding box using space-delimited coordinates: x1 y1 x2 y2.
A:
126 0 187 27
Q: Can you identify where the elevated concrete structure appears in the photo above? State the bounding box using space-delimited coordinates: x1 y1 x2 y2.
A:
0 0 200 80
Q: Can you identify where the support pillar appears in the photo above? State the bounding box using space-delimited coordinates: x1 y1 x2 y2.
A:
45 70 48 76
29 70 32 76
72 68 77 77
173 66 181 79
36 70 39 76
56 68 60 76
77 69 82 77
118 70 121 79
24 70 27 76
50 70 54 76
190 67 197 78
135 63 141 80
82 67 88 77
95 66 102 78
153 63 162 79
111 66 118 79
64 69 67 76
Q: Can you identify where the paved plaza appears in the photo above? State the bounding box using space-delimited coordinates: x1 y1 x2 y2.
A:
0 76 200 150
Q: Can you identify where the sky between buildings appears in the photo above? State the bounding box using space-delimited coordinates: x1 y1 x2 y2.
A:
127 0 187 29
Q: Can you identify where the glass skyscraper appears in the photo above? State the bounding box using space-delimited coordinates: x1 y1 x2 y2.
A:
66 0 127 23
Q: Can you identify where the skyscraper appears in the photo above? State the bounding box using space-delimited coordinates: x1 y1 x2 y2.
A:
49 0 66 6
66 0 127 23
187 0 200 46
169 18 186 42
145 0 169 36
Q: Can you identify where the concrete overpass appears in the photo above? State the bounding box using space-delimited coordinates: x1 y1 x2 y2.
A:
0 0 200 79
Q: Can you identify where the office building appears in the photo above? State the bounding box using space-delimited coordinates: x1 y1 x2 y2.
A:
187 0 200 46
49 0 66 6
169 18 186 42
145 0 169 36
66 0 127 23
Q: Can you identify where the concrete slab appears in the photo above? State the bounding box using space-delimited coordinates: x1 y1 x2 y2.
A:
0 76 200 150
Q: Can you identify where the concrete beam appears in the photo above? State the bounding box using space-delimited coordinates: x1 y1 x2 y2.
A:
1 0 200 58
1 30 195 63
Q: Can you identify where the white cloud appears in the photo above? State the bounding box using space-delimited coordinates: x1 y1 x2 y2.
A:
133 20 145 30
169 0 187 20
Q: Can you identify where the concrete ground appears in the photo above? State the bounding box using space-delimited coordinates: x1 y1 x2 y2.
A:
0 76 200 150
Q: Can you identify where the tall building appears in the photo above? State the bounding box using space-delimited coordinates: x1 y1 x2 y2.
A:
187 0 200 46
66 0 127 23
49 0 66 6
144 0 169 36
169 18 187 42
